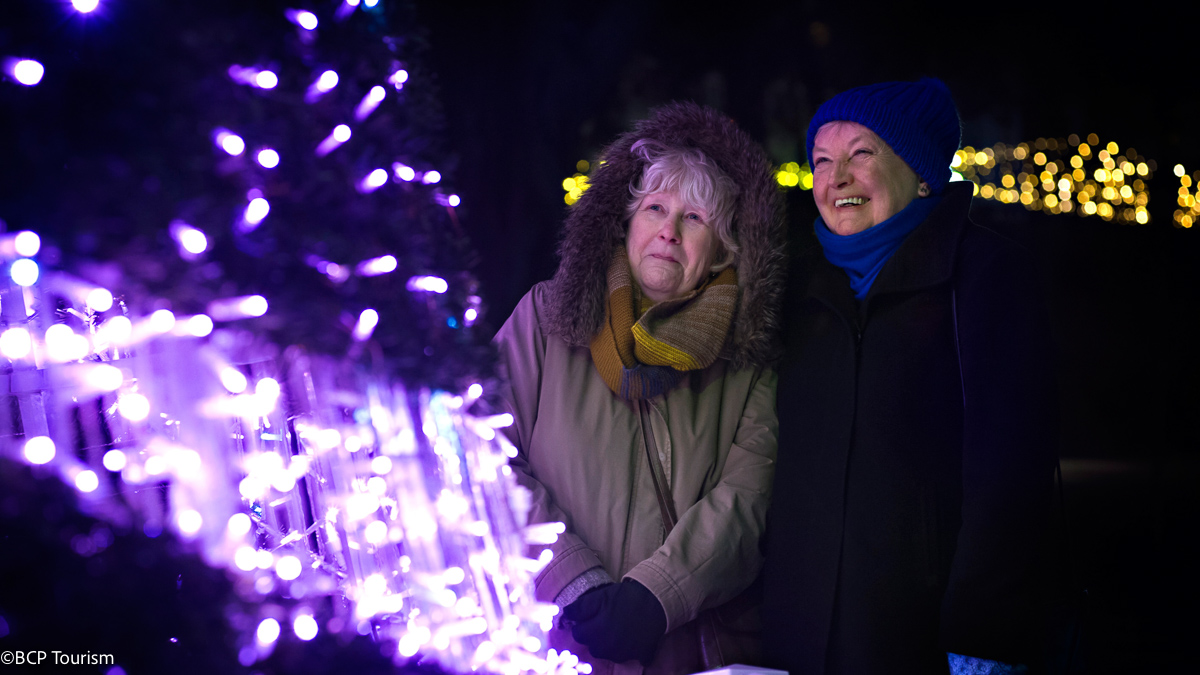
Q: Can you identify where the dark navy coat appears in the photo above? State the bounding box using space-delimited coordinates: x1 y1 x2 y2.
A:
762 183 1057 674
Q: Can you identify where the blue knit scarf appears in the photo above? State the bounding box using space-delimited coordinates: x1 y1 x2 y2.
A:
814 194 943 300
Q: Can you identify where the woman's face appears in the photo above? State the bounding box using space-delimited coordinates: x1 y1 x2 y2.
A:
811 121 923 236
626 190 721 303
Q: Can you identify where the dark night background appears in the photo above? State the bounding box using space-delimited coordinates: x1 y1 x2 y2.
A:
2 0 1197 672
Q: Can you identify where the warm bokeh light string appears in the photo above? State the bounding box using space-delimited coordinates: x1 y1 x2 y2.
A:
761 133 1174 226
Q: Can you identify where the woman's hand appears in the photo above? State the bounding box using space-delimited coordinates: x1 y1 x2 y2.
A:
563 580 667 665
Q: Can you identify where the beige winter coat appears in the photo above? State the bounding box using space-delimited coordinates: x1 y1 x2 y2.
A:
496 282 777 675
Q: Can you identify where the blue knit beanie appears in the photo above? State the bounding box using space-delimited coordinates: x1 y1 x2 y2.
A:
805 78 962 193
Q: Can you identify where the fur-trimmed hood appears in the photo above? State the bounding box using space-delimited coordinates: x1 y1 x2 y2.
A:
543 101 787 369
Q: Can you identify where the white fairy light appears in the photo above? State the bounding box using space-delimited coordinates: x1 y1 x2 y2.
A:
254 70 278 89
314 70 338 93
256 148 280 168
23 436 55 465
255 377 281 399
86 364 124 392
370 456 393 475
215 130 246 156
44 324 90 362
117 393 151 422
0 327 33 360
208 295 268 321
228 513 252 537
149 309 176 333
171 221 208 256
422 170 442 184
356 254 397 277
352 308 379 341
276 555 302 581
389 69 409 89
75 470 100 493
288 9 318 30
355 85 387 120
12 60 44 86
9 258 38 286
316 125 351 156
14 230 41 257
186 314 214 337
393 162 416 181
448 194 461 207
243 197 270 227
177 509 203 536
293 614 319 641
405 275 448 294
99 315 133 344
71 0 100 13
256 618 281 646
234 546 258 571
102 449 127 472
360 168 389 192
86 288 114 312
220 367 249 394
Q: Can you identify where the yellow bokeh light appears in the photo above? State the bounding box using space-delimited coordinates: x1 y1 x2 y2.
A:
785 161 800 173
1098 203 1113 218
1120 161 1134 175
801 173 813 190
1070 155 1083 169
1073 169 1085 181
564 194 577 205
1112 169 1124 182
1137 163 1148 176
1135 210 1149 224
1174 164 1185 177
576 159 590 173
1083 201 1097 215
1182 175 1193 188
1001 175 1015 188
1057 177 1071 191
951 153 964 168
1106 141 1119 155
972 182 980 196
1183 215 1193 228
1094 169 1108 182
974 151 988 165
1060 199 1073 212
1033 152 1047 165
1020 192 1034 205
981 184 995 199
562 177 576 191
1120 185 1133 200
1044 194 1059 208
1087 133 1099 146
1102 187 1116 200
1078 143 1091 157
1013 146 1028 160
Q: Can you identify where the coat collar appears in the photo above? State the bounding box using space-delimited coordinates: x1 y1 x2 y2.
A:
806 181 974 320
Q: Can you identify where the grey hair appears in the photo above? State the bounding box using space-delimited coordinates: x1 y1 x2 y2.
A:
624 138 740 269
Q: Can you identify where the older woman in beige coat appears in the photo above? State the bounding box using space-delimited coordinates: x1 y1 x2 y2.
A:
495 102 786 674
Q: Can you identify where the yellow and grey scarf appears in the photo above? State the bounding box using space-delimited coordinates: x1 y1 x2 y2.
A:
589 248 738 400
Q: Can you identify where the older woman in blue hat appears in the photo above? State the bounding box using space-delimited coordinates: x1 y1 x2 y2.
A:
762 79 1058 675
